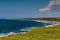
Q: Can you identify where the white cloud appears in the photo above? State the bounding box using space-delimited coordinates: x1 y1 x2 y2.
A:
40 0 60 12
40 7 50 12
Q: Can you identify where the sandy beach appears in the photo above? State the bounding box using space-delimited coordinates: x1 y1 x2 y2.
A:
33 20 60 27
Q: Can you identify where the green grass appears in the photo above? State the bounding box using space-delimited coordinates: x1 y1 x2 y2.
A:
0 26 60 40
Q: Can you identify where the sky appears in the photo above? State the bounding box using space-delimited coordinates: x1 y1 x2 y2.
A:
0 0 60 19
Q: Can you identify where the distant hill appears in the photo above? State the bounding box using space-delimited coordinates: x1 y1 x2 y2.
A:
12 18 60 21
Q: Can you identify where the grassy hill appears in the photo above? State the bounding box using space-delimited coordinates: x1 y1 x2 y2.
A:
0 26 60 40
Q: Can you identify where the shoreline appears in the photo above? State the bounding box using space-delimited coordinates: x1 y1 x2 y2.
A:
33 20 60 27
0 20 60 37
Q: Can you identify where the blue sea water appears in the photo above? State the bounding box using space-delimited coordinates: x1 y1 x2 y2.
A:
0 19 52 35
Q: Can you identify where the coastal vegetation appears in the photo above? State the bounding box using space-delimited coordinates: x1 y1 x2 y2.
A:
0 25 60 40
14 18 60 22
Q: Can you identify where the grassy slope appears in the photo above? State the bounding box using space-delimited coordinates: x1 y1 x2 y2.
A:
0 26 60 40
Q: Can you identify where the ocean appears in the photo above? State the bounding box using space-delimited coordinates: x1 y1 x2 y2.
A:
0 19 52 37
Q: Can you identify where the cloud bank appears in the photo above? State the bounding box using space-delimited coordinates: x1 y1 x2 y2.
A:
40 0 60 12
